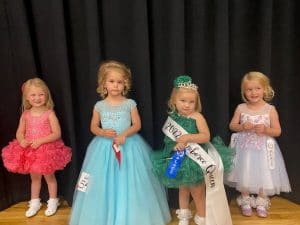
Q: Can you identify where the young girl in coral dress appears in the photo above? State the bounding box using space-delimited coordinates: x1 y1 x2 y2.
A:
2 78 72 217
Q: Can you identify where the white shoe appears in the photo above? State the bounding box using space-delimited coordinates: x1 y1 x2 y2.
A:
176 209 192 225
25 198 41 217
194 214 205 225
45 198 60 216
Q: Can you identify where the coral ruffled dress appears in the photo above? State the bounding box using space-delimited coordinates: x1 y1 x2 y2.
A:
2 110 72 174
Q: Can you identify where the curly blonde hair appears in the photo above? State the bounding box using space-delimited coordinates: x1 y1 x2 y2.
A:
241 71 275 102
21 77 54 111
167 87 202 113
96 60 132 99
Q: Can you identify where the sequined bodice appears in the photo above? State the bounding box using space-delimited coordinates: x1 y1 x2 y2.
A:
95 99 136 134
170 112 198 134
239 103 272 127
237 103 273 150
24 110 52 140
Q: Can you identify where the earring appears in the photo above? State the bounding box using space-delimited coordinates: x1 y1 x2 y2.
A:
122 90 126 96
103 88 107 95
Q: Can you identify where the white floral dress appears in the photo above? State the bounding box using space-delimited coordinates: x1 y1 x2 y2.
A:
226 103 291 196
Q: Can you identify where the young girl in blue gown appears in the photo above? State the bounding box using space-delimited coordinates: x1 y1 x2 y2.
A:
69 60 171 225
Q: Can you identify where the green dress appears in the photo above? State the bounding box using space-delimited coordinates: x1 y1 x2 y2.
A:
151 112 234 188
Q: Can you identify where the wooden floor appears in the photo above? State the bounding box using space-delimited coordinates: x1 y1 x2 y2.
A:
0 196 299 225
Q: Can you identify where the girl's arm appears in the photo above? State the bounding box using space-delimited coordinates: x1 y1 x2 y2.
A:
16 114 30 147
113 106 141 145
229 106 253 132
255 107 281 137
176 112 210 147
90 109 116 137
31 111 61 149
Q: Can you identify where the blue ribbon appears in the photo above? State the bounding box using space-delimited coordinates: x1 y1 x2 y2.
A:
165 149 186 179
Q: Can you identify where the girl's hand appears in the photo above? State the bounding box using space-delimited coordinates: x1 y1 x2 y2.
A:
254 124 266 135
20 139 31 148
174 142 186 151
242 122 254 130
176 134 190 144
114 135 126 145
30 139 43 149
102 129 117 138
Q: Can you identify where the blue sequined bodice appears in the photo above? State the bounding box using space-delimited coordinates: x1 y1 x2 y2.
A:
95 99 136 134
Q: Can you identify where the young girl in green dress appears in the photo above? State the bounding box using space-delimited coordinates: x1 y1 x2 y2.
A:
152 75 234 225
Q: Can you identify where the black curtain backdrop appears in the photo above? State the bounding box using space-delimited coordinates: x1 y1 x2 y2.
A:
1 0 299 210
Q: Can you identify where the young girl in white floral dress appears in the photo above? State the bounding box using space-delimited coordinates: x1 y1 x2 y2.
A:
226 72 291 218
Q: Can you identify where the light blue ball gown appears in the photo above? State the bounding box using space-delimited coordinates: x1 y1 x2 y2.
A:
69 99 171 225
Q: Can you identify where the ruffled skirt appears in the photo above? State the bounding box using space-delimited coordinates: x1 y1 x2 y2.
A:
225 134 291 195
2 139 72 174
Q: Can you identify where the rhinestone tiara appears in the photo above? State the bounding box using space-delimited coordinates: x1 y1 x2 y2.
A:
177 81 198 90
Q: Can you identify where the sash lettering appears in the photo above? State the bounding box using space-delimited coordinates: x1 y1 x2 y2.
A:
162 116 232 225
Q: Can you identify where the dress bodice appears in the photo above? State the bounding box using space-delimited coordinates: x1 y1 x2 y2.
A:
239 103 272 127
24 110 52 140
236 103 274 150
95 99 136 134
163 112 199 150
169 112 199 134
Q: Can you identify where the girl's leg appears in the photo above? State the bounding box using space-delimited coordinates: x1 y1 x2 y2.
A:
44 173 60 216
26 173 42 217
190 183 205 225
176 187 192 225
30 173 42 199
44 173 57 198
190 183 205 217
241 191 250 198
179 186 190 209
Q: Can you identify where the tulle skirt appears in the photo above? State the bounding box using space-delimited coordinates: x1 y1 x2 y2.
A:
69 134 171 225
2 139 72 174
225 134 291 196
151 136 235 188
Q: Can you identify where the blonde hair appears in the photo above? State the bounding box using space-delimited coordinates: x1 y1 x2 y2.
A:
96 60 132 99
241 71 275 102
168 87 202 113
22 77 54 111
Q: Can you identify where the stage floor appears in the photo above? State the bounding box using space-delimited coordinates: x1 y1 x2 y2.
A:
0 196 299 225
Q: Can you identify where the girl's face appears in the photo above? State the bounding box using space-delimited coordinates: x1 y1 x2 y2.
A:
243 80 264 104
104 70 125 97
174 89 197 116
26 86 47 108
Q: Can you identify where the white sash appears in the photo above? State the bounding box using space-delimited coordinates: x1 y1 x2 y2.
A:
162 117 216 173
266 138 275 170
162 116 232 225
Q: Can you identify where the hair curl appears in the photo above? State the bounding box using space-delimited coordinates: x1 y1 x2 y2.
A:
96 60 132 99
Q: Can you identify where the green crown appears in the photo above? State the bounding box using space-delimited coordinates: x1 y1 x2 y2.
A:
173 75 198 90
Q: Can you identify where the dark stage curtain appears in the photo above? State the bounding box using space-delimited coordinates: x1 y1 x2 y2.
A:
0 0 299 210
